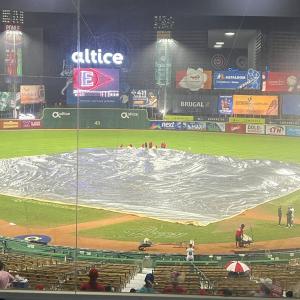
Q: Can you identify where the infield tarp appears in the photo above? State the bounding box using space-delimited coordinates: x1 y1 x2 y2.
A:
1 149 300 225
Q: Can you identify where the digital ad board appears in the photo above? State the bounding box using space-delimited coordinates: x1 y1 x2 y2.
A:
218 95 233 115
213 69 261 90
233 95 278 116
130 89 158 108
67 68 121 106
172 94 218 115
176 68 212 91
281 95 300 116
262 72 300 92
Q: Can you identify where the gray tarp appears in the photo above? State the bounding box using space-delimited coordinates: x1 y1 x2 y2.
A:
0 148 300 225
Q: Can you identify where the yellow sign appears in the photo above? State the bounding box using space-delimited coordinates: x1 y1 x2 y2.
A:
229 117 265 124
233 95 278 116
164 115 194 121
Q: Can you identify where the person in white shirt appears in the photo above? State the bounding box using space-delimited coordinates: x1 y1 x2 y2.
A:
186 243 194 261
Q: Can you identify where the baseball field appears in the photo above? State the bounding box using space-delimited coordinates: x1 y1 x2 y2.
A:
0 129 299 254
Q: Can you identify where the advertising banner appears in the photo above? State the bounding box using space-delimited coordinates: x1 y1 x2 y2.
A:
266 124 286 136
176 68 212 91
282 95 300 116
206 122 225 132
0 120 20 129
149 121 206 131
20 85 45 104
286 126 300 137
233 95 278 116
218 95 233 115
164 115 194 121
267 119 300 126
130 89 158 108
229 117 265 124
42 108 149 129
262 72 300 92
21 120 42 129
172 94 218 114
225 123 246 134
73 68 119 97
194 116 229 122
213 69 261 90
246 124 265 135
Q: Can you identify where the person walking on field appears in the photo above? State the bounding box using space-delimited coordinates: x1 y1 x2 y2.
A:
278 206 282 225
235 224 245 248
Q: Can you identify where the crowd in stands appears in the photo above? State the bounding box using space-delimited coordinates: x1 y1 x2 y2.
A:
0 251 300 298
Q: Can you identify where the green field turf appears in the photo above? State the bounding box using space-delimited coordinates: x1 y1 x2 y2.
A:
0 129 299 244
0 130 300 163
0 195 120 227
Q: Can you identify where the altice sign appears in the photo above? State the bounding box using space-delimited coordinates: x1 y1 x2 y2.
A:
71 49 124 65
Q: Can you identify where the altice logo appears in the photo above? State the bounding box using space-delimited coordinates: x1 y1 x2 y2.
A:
71 49 124 65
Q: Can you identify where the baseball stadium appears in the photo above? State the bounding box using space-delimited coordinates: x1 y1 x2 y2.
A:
0 1 300 299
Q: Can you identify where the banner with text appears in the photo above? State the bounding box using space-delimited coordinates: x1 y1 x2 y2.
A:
246 124 265 135
229 117 265 124
262 72 300 92
266 124 286 136
213 69 261 90
233 95 278 116
130 89 158 108
282 95 300 116
172 94 218 114
20 85 45 104
149 121 206 131
286 126 300 137
206 122 225 132
176 68 212 91
225 123 246 134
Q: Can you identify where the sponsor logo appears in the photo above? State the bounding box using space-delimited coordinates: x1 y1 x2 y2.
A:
120 112 139 119
269 126 284 134
246 124 265 134
52 111 71 119
71 49 124 65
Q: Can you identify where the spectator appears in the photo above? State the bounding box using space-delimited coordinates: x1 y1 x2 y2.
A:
138 273 156 293
278 206 282 225
0 261 14 289
80 268 105 291
163 271 186 294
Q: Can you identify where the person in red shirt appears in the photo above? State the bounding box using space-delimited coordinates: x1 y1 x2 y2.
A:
80 268 105 292
235 224 245 247
163 271 187 294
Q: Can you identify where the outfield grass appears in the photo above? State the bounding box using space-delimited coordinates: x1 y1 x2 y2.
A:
0 130 300 163
0 195 120 227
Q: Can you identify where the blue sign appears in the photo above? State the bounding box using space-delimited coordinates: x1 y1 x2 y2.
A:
286 126 300 137
218 96 233 115
282 95 300 116
213 69 261 90
150 121 206 131
15 234 51 245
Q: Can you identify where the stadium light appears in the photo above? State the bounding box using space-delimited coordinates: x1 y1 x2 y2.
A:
225 32 235 37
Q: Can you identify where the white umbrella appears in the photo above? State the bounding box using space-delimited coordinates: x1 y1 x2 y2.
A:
225 261 250 273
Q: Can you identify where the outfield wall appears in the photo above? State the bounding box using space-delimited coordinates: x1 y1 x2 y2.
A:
0 108 299 137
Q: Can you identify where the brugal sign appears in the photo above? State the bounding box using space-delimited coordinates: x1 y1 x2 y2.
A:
71 49 124 65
